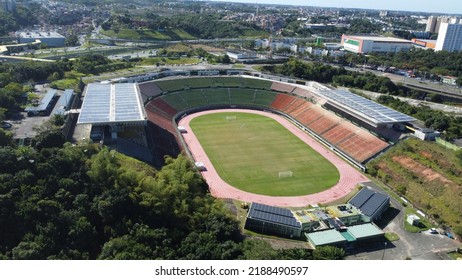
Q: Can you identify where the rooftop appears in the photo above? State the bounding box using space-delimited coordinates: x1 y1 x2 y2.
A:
347 223 384 239
18 31 65 39
349 187 390 218
305 229 346 246
345 35 412 43
77 83 146 125
317 89 416 125
326 204 361 218
248 203 301 229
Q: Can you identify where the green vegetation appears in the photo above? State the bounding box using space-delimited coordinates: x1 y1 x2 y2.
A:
138 57 200 67
0 118 343 260
102 13 267 40
448 251 462 260
100 28 196 41
367 138 462 237
377 95 462 140
190 112 339 196
356 49 462 78
384 232 400 242
0 5 38 36
403 208 434 233
261 58 348 83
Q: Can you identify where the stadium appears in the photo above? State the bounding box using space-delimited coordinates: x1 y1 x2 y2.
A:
78 72 415 207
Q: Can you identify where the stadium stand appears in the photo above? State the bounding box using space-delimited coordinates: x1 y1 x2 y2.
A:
242 78 273 90
138 82 164 103
253 90 278 107
289 102 314 118
230 88 257 105
145 77 391 165
271 81 296 93
270 94 298 111
283 98 308 115
308 115 340 135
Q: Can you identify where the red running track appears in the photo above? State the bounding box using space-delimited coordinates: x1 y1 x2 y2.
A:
179 109 369 207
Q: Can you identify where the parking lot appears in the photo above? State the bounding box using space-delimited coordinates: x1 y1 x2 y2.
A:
346 189 460 260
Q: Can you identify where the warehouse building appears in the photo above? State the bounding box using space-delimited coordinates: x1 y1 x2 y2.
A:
341 35 412 54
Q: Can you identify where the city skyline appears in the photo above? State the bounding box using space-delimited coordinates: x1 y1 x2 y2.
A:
211 0 462 15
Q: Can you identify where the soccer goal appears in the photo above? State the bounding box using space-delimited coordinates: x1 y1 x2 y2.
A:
278 171 293 178
226 116 237 121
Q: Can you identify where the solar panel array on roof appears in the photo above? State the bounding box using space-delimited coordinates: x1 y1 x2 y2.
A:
360 192 389 217
349 188 374 208
249 203 301 228
349 188 389 218
317 89 416 124
78 83 145 124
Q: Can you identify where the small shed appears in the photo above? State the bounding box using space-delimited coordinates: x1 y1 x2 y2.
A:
406 214 420 226
178 126 187 133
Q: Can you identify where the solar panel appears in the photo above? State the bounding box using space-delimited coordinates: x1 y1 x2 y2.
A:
348 187 374 208
78 83 145 124
317 89 416 125
249 203 300 228
360 193 389 217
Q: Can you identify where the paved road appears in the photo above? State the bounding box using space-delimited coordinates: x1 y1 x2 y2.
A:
346 184 460 260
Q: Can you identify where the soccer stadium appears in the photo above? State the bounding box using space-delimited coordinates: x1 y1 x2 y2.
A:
78 73 415 207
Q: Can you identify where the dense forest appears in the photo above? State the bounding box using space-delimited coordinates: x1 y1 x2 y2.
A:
0 118 345 259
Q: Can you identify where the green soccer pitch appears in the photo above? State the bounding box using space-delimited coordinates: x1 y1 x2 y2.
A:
189 112 340 196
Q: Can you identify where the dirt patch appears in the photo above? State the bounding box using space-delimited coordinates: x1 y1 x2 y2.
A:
420 151 433 159
392 156 453 184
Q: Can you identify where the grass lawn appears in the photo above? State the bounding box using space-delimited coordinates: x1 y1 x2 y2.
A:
190 112 340 196
403 207 434 233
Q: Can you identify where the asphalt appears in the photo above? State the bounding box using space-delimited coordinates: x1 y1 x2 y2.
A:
346 184 461 260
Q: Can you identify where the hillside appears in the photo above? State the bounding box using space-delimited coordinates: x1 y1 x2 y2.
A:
367 138 462 237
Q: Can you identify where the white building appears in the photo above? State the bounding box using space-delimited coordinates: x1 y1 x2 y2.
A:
435 23 462 52
18 31 66 47
341 35 412 54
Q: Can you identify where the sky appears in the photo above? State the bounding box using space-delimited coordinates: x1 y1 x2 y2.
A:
211 0 462 15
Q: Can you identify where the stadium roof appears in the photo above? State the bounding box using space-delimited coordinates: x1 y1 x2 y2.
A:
349 188 390 218
318 89 416 125
248 203 301 229
77 83 146 125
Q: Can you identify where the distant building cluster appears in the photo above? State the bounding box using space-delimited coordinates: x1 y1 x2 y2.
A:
0 0 15 12
425 15 462 33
